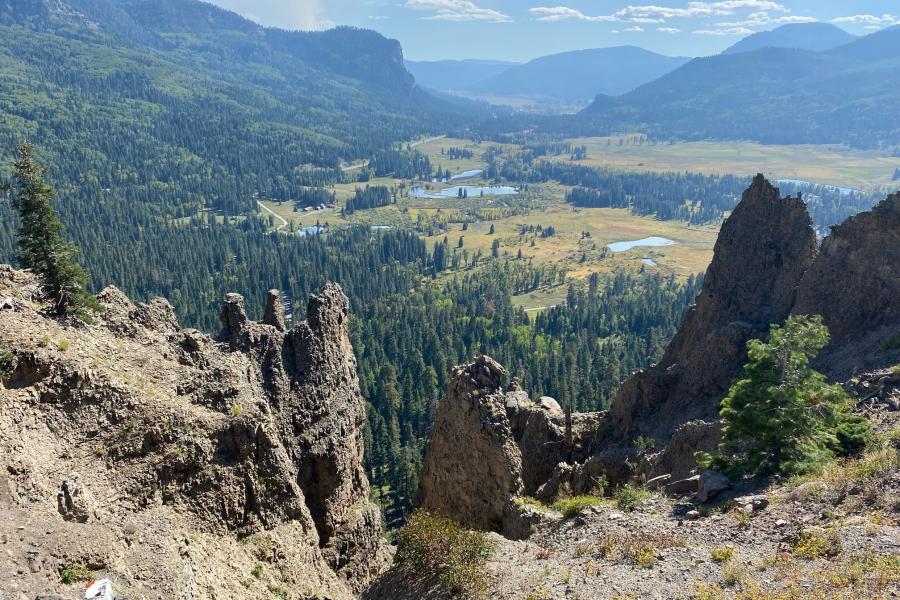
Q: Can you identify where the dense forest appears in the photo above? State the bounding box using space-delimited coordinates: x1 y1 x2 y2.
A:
0 189 700 524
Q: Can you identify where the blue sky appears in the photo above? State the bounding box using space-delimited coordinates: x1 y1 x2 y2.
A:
205 0 900 61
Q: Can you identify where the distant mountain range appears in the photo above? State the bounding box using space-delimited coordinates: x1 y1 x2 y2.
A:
408 46 690 108
579 24 900 149
722 22 857 54
405 59 520 91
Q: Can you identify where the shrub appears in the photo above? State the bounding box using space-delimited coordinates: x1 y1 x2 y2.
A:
701 315 870 477
60 564 92 584
634 435 656 451
614 485 650 512
0 349 16 383
710 547 734 563
794 527 842 559
395 511 496 597
632 545 657 568
551 495 606 518
266 583 288 599
58 339 70 352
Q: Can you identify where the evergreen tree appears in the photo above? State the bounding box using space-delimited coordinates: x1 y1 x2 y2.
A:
701 315 869 477
6 142 98 319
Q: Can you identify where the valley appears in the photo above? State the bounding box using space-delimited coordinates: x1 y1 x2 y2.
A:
0 3 899 598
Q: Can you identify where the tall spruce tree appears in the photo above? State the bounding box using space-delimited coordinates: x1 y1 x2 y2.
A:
7 141 98 319
701 315 869 477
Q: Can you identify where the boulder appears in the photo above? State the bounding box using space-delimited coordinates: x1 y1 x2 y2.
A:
696 470 731 503
664 475 700 497
56 473 95 523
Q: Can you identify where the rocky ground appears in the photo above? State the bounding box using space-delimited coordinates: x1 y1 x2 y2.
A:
0 266 388 599
370 395 899 600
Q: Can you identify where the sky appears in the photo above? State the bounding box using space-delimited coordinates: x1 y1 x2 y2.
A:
204 1 900 62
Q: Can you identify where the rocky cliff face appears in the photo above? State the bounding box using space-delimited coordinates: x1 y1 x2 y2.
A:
0 268 388 598
793 191 900 377
609 175 817 443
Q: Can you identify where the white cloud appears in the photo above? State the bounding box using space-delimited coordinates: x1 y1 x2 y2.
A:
405 0 511 22
693 26 753 35
716 11 816 27
528 7 614 22
530 1 788 24
624 25 645 32
658 27 681 33
831 14 900 27
369 15 389 20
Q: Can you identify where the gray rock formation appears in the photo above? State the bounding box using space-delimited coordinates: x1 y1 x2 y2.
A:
793 191 900 376
262 289 287 332
417 356 602 536
416 356 523 532
609 175 817 444
56 473 94 523
0 271 387 598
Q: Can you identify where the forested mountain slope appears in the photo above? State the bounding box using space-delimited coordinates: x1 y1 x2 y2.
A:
0 0 466 215
579 28 900 149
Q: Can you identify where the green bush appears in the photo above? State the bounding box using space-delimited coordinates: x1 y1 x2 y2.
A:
700 315 870 477
0 349 16 383
614 485 650 512
710 547 734 563
551 495 606 518
60 564 92 584
395 511 496 597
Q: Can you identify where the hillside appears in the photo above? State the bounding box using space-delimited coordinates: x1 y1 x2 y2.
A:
466 46 691 104
404 59 520 91
0 272 390 597
0 0 467 216
723 22 857 54
579 28 900 149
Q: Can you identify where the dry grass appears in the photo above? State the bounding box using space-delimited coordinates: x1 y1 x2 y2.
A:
548 136 899 190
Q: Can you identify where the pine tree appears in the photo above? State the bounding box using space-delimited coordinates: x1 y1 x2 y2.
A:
6 142 99 320
701 315 869 477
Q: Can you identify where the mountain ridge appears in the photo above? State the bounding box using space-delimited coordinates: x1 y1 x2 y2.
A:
722 22 857 55
579 28 900 148
463 45 691 105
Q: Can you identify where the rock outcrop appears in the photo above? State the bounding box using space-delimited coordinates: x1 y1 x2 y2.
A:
793 191 900 377
416 356 601 537
0 268 387 598
609 175 817 443
416 357 523 532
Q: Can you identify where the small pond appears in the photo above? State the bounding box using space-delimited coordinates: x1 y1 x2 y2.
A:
298 226 326 237
410 185 518 199
607 236 676 252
